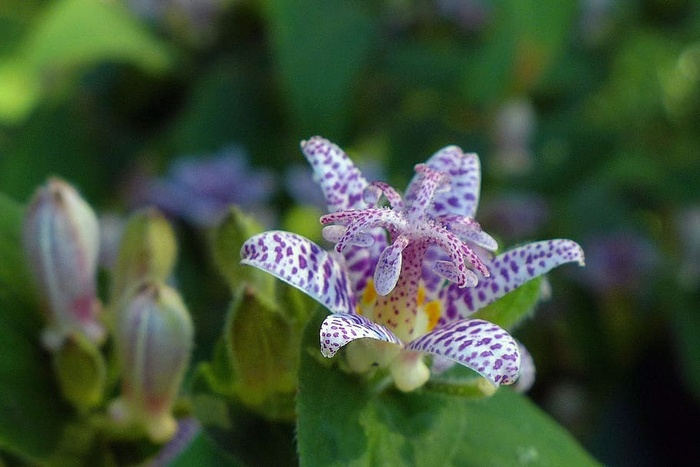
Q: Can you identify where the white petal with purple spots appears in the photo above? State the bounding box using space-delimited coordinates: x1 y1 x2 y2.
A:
440 239 585 320
406 319 520 387
240 231 356 314
412 145 482 219
301 136 369 212
513 340 536 393
320 313 403 357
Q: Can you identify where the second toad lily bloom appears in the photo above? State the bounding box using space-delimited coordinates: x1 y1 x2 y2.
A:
241 137 584 392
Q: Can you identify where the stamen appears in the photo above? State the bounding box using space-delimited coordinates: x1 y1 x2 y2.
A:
322 225 346 243
364 182 405 210
406 164 450 224
374 235 410 295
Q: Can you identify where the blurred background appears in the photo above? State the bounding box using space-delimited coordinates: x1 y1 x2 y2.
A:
1 0 699 465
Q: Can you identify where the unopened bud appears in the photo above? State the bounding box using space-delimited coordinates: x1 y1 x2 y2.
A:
52 333 106 411
22 178 104 350
212 206 267 291
110 207 177 305
110 281 193 443
224 285 300 420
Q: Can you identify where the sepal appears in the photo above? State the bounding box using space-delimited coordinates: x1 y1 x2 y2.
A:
51 333 106 412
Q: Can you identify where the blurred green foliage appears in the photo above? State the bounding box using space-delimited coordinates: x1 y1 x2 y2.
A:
1 0 699 465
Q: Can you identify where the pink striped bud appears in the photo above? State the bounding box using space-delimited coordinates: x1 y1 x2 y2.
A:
110 281 193 443
22 178 104 350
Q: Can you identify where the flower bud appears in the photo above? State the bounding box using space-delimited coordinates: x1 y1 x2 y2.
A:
110 207 177 306
52 333 106 411
22 177 104 350
110 281 193 443
212 206 268 291
224 284 301 420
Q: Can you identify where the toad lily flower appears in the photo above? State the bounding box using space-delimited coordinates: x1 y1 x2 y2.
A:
241 137 584 392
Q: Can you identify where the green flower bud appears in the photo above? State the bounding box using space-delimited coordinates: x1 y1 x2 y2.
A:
22 177 104 350
110 207 177 306
224 285 301 421
212 206 270 293
110 281 193 443
52 333 106 411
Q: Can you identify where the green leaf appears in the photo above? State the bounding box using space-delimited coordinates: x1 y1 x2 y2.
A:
22 0 173 75
297 308 600 467
169 431 242 467
471 276 543 330
0 193 76 463
190 367 298 467
664 282 700 400
263 0 377 137
0 101 106 202
0 194 35 311
584 31 679 130
167 60 281 157
463 0 578 103
0 0 174 124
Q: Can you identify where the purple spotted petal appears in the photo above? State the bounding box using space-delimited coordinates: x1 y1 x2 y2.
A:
301 136 369 212
412 146 482 218
320 312 403 357
240 231 356 314
440 239 585 319
407 319 521 387
513 340 535 393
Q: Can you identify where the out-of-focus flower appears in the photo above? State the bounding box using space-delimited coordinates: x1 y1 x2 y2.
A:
22 178 105 350
98 213 126 271
436 0 493 33
110 281 193 443
110 208 178 305
480 193 550 240
128 0 226 44
242 137 584 392
577 231 658 294
148 417 201 467
129 146 276 228
492 98 537 176
578 0 617 47
676 206 700 290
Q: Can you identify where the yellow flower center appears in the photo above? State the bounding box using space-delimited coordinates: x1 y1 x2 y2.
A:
358 279 442 342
